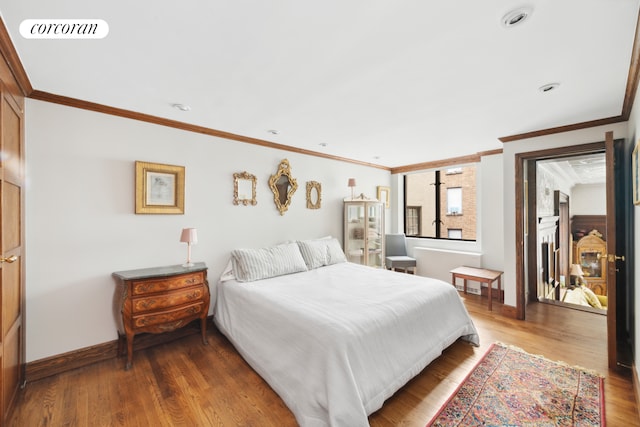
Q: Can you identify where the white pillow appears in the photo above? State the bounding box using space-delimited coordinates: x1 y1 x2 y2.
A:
297 237 347 269
325 238 347 264
563 288 590 306
297 239 329 269
219 259 236 282
231 242 308 282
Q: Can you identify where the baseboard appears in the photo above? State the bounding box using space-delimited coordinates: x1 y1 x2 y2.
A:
634 362 640 422
25 318 209 382
454 286 505 301
501 304 518 319
26 340 118 382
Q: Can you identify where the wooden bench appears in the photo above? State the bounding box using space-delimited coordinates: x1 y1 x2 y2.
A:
450 266 503 311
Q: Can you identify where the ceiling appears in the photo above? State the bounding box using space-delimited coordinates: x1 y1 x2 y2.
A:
0 1 639 168
538 153 606 187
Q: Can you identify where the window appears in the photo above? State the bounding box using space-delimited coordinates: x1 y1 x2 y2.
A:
406 206 421 236
448 229 462 239
404 165 476 240
447 187 462 215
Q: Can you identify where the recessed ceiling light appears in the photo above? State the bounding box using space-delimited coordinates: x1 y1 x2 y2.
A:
539 83 560 93
171 103 191 111
267 129 280 135
501 7 532 28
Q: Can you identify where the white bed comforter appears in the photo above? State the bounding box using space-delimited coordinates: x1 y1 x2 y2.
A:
214 262 479 427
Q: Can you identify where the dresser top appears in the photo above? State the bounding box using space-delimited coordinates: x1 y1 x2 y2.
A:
112 262 207 281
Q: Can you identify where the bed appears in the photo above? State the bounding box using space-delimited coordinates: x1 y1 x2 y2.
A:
214 238 479 427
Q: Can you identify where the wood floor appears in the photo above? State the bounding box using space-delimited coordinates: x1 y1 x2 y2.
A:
7 293 640 426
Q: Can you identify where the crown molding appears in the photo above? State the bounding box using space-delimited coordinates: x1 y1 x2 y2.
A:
498 116 624 143
29 90 391 171
391 153 481 174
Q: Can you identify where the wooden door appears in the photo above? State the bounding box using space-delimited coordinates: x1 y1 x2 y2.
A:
605 131 629 370
0 83 25 421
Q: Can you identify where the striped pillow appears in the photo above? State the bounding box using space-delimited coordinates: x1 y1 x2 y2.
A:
297 239 329 269
297 237 347 269
231 242 308 282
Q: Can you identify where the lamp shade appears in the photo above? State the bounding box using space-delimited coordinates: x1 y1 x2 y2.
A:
348 178 356 187
180 228 198 244
569 264 584 277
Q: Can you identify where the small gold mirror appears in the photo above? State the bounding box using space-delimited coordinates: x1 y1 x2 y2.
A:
306 181 321 209
233 171 257 206
269 159 298 215
377 186 390 208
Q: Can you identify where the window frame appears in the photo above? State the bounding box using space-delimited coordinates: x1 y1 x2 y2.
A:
405 206 421 237
402 164 477 242
446 187 463 215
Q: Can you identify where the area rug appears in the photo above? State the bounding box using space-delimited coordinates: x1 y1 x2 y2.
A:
427 342 605 426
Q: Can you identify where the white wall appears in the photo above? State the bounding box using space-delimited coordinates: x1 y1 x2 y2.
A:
627 79 640 391
24 100 390 362
479 153 504 271
571 183 607 215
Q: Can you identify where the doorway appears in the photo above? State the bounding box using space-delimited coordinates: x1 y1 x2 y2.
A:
535 153 607 314
515 134 632 370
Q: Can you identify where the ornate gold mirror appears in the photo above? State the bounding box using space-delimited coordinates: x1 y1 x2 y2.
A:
233 171 257 206
306 181 321 209
269 159 298 215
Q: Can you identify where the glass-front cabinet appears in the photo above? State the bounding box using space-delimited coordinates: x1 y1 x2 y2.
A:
344 197 385 268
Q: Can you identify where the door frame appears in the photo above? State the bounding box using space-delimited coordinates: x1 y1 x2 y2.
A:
515 140 617 367
515 141 606 319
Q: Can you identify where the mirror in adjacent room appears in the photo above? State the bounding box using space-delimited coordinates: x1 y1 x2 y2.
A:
269 159 298 215
306 181 322 209
233 171 257 206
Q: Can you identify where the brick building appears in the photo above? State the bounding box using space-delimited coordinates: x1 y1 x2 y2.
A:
405 166 476 240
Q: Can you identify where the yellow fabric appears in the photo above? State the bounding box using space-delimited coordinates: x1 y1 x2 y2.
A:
596 294 608 308
581 286 603 309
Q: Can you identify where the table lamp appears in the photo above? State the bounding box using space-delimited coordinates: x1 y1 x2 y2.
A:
569 264 584 287
180 228 198 267
348 178 356 200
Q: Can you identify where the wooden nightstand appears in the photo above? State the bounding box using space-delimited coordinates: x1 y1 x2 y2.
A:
113 262 210 369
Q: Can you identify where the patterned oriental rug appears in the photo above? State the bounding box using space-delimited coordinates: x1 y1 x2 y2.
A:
427 342 605 426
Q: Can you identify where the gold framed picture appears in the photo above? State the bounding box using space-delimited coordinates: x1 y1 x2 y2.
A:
377 186 390 208
306 181 322 209
135 161 185 214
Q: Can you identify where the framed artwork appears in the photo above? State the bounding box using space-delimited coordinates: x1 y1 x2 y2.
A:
634 142 640 205
377 186 390 208
233 171 257 206
306 181 322 209
135 161 185 214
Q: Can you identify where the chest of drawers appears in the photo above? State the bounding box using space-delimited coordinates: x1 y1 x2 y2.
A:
113 263 210 369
